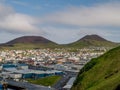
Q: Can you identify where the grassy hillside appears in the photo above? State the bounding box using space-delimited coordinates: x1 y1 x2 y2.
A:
72 46 120 90
0 36 60 50
65 35 119 48
66 39 118 48
0 43 59 50
67 35 119 48
0 41 118 50
0 35 119 50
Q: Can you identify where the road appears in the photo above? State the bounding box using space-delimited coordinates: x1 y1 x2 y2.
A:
7 80 54 90
53 71 77 90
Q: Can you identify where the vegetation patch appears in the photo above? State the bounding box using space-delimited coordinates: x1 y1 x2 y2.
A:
26 75 61 86
79 58 98 74
72 46 120 90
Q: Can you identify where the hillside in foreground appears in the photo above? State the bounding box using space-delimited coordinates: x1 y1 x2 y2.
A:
72 46 120 90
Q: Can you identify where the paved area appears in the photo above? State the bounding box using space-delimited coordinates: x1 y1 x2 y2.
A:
53 76 70 90
53 72 77 90
2 71 77 90
7 80 54 90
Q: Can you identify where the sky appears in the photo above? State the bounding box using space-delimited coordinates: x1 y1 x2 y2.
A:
0 0 120 44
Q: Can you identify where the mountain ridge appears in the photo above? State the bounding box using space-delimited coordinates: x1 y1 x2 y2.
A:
0 36 58 49
66 34 118 48
5 36 57 45
79 34 109 42
0 34 119 49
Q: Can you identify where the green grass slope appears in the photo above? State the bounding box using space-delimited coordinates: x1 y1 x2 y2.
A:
66 40 118 48
0 36 60 50
72 46 120 90
66 35 119 48
1 41 118 50
27 76 61 86
0 43 59 50
0 35 119 50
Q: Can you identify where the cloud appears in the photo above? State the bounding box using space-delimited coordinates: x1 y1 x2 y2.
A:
0 4 45 35
38 2 120 43
42 26 118 44
0 1 120 43
0 4 14 16
44 2 120 27
0 13 38 33
41 26 81 44
41 25 120 43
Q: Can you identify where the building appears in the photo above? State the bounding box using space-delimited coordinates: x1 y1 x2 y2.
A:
2 64 63 79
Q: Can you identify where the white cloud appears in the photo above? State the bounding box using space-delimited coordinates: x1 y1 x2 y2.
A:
39 2 120 43
0 4 45 35
42 27 81 44
44 2 120 27
41 26 115 44
0 2 120 43
0 13 38 33
0 4 14 16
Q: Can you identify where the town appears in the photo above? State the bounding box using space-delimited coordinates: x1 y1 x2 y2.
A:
0 47 107 90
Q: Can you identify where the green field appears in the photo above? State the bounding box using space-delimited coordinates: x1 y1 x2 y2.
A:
26 75 61 86
0 39 119 50
0 35 119 50
66 39 119 48
0 43 60 50
72 46 120 90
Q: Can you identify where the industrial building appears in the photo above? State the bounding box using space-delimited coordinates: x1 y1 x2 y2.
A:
0 64 63 80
